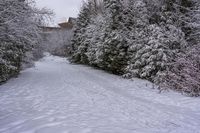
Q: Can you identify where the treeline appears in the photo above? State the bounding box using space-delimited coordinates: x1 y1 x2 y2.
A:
70 0 200 96
0 0 51 83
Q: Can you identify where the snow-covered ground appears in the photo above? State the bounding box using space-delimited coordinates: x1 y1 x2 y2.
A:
0 54 200 133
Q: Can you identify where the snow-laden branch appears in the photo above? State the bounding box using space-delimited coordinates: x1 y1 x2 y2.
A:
173 3 200 13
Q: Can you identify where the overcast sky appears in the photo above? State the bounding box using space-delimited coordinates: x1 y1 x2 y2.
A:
35 0 83 26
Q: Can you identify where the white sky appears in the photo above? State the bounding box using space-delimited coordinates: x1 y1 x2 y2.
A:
35 0 83 26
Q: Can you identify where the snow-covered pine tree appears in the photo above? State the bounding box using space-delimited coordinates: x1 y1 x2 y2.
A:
84 14 106 67
70 2 93 64
76 0 105 67
123 0 150 78
95 0 128 74
124 0 187 82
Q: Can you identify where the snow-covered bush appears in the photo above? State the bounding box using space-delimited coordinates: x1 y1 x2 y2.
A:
0 0 51 83
0 42 22 83
159 45 200 96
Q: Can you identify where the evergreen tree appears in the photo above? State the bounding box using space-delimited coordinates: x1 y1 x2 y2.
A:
123 0 150 78
85 15 106 67
125 0 187 81
71 2 93 64
96 0 128 74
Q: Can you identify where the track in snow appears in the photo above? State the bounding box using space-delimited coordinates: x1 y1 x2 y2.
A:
0 54 200 133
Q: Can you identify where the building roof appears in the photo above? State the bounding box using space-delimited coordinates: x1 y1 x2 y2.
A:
41 17 77 32
58 17 76 29
58 22 73 29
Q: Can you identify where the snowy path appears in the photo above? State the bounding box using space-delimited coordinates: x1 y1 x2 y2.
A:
0 55 200 133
